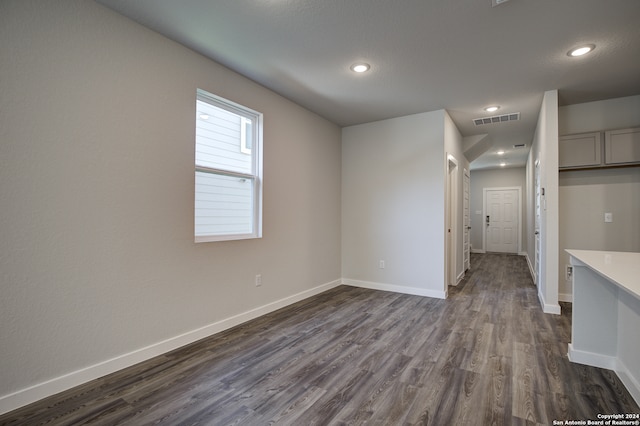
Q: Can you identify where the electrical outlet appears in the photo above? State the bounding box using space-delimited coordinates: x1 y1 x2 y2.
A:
604 212 613 223
379 260 385 269
255 274 262 287
565 265 573 281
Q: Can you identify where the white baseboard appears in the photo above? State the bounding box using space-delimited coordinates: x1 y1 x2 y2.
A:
558 292 573 303
568 346 640 406
471 249 485 254
523 252 535 281
567 343 617 370
342 278 447 300
0 279 342 416
538 289 561 315
520 252 569 312
617 358 640 407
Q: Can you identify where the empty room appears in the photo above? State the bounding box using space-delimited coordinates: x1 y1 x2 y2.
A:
1 0 639 424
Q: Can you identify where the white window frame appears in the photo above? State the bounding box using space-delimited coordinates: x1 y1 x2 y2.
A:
195 89 263 243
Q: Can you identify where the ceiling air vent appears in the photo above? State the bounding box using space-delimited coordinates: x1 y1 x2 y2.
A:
473 112 520 126
513 143 526 149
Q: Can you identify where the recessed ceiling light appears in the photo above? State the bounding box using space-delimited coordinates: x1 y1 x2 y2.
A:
500 162 507 167
350 63 370 73
199 113 210 120
485 106 500 113
497 150 505 155
568 44 595 57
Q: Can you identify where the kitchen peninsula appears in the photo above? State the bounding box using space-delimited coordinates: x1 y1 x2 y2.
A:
566 249 640 406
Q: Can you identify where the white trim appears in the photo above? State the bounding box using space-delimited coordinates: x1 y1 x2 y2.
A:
471 248 486 254
538 288 562 314
0 279 342 415
456 271 465 285
568 330 640 407
446 153 458 289
194 88 263 243
342 278 447 300
567 343 616 370
463 168 471 272
524 252 535 280
558 292 573 303
617 358 640 407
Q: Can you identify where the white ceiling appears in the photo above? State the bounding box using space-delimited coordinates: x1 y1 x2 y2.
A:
95 0 640 170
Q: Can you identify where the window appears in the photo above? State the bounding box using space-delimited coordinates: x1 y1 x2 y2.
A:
194 89 263 242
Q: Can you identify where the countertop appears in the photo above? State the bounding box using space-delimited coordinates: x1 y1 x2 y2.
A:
566 249 640 300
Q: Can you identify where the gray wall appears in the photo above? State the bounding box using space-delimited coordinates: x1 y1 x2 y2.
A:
558 95 640 301
341 110 469 297
525 90 560 314
470 167 526 253
0 0 342 411
342 111 447 297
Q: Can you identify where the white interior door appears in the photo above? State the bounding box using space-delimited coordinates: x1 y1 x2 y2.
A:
446 155 458 286
485 188 519 253
463 169 470 271
534 160 541 286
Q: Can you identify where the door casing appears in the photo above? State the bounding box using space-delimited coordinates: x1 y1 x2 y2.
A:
446 154 458 286
463 168 470 271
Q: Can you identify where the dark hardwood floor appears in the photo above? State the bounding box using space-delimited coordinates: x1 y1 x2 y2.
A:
1 253 638 425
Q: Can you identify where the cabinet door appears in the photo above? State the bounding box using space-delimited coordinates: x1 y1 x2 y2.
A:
605 128 640 165
559 132 602 169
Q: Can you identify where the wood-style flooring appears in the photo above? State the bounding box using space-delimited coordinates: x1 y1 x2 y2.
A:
1 253 638 425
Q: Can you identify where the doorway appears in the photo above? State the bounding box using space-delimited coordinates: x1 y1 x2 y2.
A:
446 155 458 286
534 159 541 287
463 168 470 272
483 187 521 254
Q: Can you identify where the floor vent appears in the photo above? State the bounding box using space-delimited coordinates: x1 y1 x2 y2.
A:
473 112 520 126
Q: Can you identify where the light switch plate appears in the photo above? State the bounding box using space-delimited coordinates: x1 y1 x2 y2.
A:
604 212 613 223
